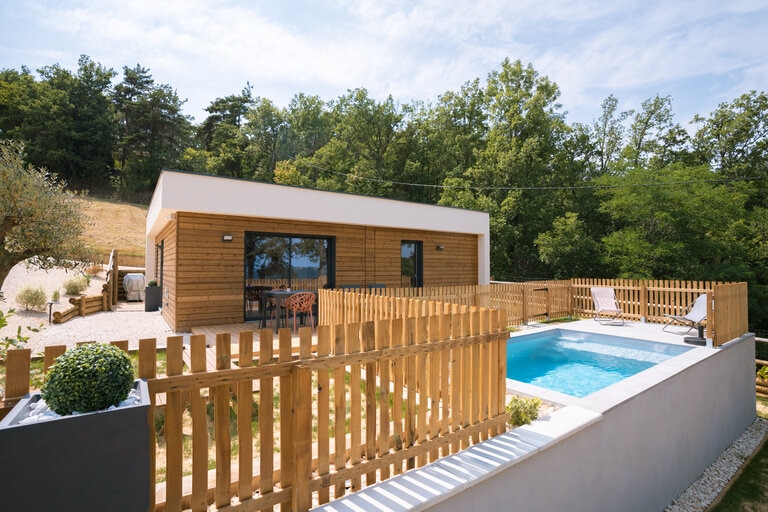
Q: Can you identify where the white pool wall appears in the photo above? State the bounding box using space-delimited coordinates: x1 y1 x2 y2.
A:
313 322 756 512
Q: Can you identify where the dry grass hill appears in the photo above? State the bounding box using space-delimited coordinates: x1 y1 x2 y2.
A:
78 196 147 267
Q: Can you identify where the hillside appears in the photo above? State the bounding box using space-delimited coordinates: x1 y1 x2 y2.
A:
78 196 147 267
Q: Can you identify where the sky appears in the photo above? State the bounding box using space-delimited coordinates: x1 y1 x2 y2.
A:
1 0 766 128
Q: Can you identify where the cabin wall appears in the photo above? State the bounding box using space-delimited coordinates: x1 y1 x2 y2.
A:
156 212 480 331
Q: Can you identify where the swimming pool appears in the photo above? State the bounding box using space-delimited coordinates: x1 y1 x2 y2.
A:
506 329 693 397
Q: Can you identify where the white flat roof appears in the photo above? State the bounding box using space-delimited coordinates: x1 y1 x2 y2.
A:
147 170 489 238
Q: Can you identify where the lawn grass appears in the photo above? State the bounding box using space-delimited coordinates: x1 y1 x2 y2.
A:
708 397 768 512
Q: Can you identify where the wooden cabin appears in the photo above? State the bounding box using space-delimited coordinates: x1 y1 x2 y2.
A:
146 170 490 332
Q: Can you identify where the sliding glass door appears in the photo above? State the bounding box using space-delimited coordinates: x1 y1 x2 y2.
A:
244 232 334 321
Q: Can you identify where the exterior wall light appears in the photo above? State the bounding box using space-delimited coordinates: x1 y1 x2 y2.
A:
436 245 445 251
222 234 234 242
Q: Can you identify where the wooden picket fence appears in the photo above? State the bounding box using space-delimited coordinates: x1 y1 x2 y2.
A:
571 279 748 346
2 299 508 512
318 281 572 327
320 279 748 347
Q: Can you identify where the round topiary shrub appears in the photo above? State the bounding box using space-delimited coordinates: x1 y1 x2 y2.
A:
42 343 134 415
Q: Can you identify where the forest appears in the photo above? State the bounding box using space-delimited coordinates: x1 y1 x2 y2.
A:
1 55 766 335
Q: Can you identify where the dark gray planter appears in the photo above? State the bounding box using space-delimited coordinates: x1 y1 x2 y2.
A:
0 379 150 512
145 285 162 312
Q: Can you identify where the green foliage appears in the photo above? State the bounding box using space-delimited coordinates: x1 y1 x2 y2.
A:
147 280 157 287
112 64 192 194
0 57 117 191
0 140 89 292
758 365 768 381
62 275 89 295
15 285 47 311
0 308 39 360
506 395 542 427
51 289 60 302
535 212 602 278
41 343 134 415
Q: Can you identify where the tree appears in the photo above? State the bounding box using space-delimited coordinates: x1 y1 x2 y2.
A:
692 90 768 207
0 140 88 290
591 95 632 175
535 212 602 278
450 59 569 279
620 95 689 170
328 88 404 197
283 93 333 158
243 98 287 181
188 86 255 178
0 57 116 192
113 64 192 194
596 163 752 279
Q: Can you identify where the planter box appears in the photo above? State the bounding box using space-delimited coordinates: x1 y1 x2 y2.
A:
145 285 162 312
0 380 151 512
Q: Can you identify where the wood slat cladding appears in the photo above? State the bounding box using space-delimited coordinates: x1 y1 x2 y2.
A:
156 212 480 331
157 220 177 330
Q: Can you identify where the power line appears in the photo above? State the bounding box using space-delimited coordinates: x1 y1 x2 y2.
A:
300 160 766 192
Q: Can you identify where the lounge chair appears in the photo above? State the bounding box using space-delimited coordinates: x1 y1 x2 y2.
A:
591 287 625 325
662 294 707 334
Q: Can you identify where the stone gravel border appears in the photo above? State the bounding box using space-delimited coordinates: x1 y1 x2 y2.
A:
666 417 768 511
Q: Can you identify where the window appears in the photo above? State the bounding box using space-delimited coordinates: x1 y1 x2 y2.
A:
245 232 334 288
401 240 423 288
244 232 334 321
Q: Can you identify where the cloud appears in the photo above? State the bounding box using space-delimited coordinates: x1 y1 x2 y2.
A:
2 0 765 125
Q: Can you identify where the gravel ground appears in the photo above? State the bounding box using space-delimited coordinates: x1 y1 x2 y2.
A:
3 262 767 509
1 262 183 353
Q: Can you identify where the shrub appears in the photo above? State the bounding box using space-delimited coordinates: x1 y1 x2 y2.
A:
85 261 103 276
147 280 157 287
0 308 37 360
62 275 89 295
506 395 542 427
41 343 134 415
15 285 47 311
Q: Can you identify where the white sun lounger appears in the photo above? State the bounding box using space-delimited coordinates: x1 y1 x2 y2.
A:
662 294 707 334
591 287 624 325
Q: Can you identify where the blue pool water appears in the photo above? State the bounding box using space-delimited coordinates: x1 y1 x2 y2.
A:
506 329 693 398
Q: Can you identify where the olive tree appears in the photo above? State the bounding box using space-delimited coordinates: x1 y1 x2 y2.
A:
0 140 88 292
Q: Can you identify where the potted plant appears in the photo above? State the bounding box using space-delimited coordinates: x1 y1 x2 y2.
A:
0 343 150 511
145 279 162 312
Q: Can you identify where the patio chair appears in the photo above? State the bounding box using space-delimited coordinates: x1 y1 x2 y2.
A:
283 291 316 332
590 287 625 325
662 294 707 334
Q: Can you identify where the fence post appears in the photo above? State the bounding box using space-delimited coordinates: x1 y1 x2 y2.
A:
640 281 648 322
521 285 528 324
137 337 157 512
112 250 119 306
292 364 313 511
4 348 31 400
279 328 295 510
